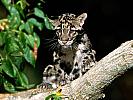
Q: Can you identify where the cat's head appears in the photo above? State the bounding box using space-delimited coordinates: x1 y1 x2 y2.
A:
49 13 87 48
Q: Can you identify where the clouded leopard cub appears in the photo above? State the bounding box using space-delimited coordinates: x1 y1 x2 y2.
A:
40 13 96 88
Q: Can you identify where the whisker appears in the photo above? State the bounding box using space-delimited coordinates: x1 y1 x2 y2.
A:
45 42 55 48
44 39 57 45
78 31 85 36
49 43 56 50
43 34 57 45
48 44 57 51
44 34 57 41
48 42 58 51
51 43 58 51
44 38 57 41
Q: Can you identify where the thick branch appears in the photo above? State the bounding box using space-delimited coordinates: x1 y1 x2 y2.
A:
61 40 133 100
1 40 133 100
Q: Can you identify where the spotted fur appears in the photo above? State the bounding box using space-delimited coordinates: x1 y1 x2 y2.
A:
39 13 96 88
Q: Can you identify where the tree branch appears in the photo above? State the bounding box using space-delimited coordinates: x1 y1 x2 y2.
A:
1 40 133 100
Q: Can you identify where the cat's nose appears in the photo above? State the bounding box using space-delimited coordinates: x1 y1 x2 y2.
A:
61 37 69 44
62 41 67 44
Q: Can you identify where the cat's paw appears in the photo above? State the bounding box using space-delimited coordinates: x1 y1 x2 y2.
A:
69 73 77 81
37 82 53 89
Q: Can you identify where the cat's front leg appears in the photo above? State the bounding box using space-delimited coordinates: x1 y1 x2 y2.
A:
38 65 57 89
69 49 83 81
40 51 69 88
69 34 96 80
39 64 69 89
38 52 62 89
81 49 96 73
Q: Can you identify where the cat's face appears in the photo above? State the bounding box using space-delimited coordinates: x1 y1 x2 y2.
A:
49 13 87 48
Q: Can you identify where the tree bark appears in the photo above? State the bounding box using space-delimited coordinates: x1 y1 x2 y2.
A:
1 40 133 100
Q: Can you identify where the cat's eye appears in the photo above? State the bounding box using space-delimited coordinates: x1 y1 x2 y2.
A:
56 30 61 36
55 27 61 30
71 27 76 31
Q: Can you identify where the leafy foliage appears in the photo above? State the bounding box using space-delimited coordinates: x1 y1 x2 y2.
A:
45 87 63 100
45 93 62 100
0 0 53 92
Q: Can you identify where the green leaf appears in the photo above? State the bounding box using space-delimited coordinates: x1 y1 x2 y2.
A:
8 14 21 29
19 23 25 31
4 81 16 93
26 33 40 48
6 6 21 29
45 94 62 100
18 32 27 49
0 75 4 84
26 84 35 89
34 8 45 19
1 0 11 5
2 60 16 78
16 0 29 10
9 6 19 15
5 36 19 54
28 18 43 30
1 0 11 11
33 32 40 48
19 22 33 34
24 47 35 67
16 84 35 90
16 71 35 89
15 5 25 18
24 22 33 34
43 16 53 30
17 71 29 87
0 66 2 73
34 8 53 30
11 56 23 69
11 62 17 78
26 34 35 48
0 32 5 47
45 94 56 100
10 51 23 57
0 54 3 72
15 86 27 90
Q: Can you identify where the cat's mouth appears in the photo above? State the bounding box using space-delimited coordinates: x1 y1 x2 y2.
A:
58 39 73 48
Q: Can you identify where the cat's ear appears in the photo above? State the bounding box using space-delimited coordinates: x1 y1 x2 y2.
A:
48 18 60 30
73 13 87 30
